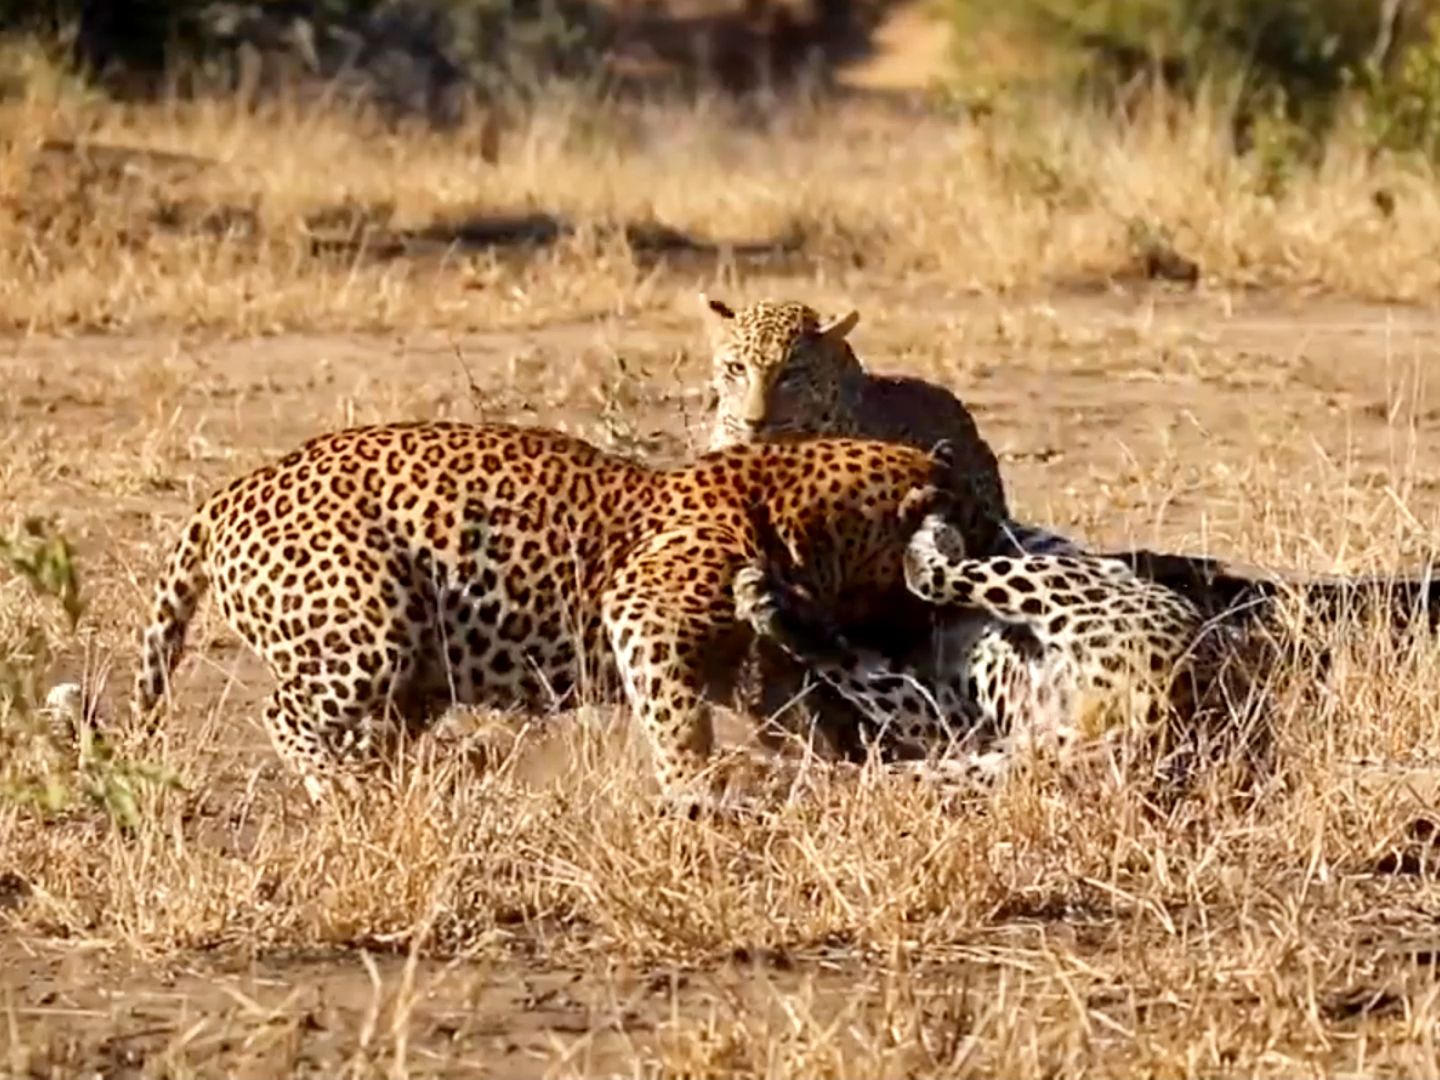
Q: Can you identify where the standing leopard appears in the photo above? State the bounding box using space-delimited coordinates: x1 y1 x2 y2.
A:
134 421 970 801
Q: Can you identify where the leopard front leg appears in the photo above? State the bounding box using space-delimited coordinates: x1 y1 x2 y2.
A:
601 530 752 798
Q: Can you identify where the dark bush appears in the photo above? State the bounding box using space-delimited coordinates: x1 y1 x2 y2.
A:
0 0 609 110
0 1 203 79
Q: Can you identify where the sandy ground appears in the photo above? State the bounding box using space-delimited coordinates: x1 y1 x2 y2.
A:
5 284 1440 1075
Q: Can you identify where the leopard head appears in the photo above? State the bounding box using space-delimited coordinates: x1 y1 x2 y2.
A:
701 295 864 450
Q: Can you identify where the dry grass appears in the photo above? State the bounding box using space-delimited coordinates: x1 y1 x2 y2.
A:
4 40 1440 337
5 568 1440 1075
4 333 1440 1074
5 38 1440 1076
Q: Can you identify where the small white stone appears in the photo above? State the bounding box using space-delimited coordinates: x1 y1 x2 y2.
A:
43 681 84 721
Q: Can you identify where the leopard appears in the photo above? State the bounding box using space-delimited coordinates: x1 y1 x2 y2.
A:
133 420 975 802
733 509 1251 782
701 294 1081 559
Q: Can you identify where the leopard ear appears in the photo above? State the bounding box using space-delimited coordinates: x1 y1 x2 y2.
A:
818 309 859 341
700 293 737 348
699 293 736 322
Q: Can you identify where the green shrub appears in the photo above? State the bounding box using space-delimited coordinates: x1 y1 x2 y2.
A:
1359 13 1440 160
946 0 1424 130
0 518 179 830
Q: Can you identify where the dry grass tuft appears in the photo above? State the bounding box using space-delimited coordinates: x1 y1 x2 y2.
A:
4 50 1440 336
5 556 1440 1073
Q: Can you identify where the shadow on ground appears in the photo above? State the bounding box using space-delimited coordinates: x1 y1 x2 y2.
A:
26 137 814 275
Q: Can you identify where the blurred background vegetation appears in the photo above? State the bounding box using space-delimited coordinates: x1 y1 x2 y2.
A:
949 0 1440 159
6 1 1440 158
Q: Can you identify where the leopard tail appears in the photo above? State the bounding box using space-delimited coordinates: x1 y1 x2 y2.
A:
133 511 213 716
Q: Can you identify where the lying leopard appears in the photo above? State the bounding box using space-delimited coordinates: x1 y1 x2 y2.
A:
735 511 1250 781
134 421 974 801
742 509 1440 784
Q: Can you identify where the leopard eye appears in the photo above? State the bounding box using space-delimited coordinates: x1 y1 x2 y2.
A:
724 361 747 379
776 367 807 388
